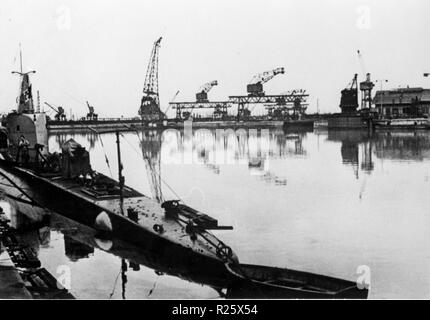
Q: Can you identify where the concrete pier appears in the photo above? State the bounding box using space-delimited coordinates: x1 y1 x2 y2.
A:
46 118 290 133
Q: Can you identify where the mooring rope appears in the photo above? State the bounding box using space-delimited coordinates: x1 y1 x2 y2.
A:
0 169 42 208
108 268 122 299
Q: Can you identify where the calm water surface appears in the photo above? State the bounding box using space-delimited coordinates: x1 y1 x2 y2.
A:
5 127 430 299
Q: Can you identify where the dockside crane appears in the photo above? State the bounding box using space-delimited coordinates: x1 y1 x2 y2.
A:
44 102 66 121
86 101 98 121
339 74 359 113
196 80 218 103
357 50 374 110
176 80 219 119
247 68 285 96
139 37 165 121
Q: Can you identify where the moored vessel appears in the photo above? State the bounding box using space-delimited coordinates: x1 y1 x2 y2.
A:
0 65 238 272
225 263 369 299
372 118 430 130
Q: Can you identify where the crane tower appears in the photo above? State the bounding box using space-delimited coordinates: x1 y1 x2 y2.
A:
357 50 374 110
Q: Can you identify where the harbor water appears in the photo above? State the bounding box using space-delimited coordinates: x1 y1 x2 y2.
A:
3 127 430 299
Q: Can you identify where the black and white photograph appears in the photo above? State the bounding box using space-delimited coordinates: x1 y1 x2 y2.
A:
0 0 429 305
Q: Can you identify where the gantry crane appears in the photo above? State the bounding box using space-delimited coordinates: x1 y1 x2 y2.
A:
247 67 285 96
44 102 67 121
196 80 218 103
139 37 165 121
174 80 219 119
169 80 231 120
86 101 98 121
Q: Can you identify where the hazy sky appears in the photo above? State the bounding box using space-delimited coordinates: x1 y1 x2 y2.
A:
1 0 429 118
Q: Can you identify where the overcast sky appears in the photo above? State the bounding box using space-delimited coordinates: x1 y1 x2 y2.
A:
1 0 429 117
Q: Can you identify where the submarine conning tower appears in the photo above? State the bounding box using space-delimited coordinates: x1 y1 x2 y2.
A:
4 69 49 161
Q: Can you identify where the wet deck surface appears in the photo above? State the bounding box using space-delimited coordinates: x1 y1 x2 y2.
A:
98 197 220 259
18 167 225 261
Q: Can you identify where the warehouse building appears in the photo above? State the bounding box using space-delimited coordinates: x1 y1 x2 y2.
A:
373 87 430 118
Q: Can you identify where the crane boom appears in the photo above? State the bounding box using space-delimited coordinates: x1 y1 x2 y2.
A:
196 80 218 103
139 37 165 121
44 102 66 121
249 68 285 85
162 90 180 114
247 67 285 96
171 90 180 102
86 101 93 113
44 102 59 113
199 80 218 94
347 74 358 90
86 101 98 120
143 37 162 95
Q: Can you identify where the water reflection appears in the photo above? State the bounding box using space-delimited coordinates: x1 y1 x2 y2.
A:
21 128 430 298
159 127 307 187
54 132 99 150
373 131 430 161
50 128 430 186
138 130 163 202
64 235 94 262
326 130 374 178
50 127 309 188
50 128 430 169
324 130 430 179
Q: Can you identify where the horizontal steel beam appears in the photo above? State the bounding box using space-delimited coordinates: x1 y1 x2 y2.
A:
228 94 309 104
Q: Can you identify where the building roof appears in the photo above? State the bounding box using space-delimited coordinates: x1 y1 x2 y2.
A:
373 87 430 105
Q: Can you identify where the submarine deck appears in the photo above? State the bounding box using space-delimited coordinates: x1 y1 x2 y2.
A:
14 167 230 263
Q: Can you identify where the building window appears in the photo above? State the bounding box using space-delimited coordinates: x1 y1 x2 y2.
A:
16 125 20 131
